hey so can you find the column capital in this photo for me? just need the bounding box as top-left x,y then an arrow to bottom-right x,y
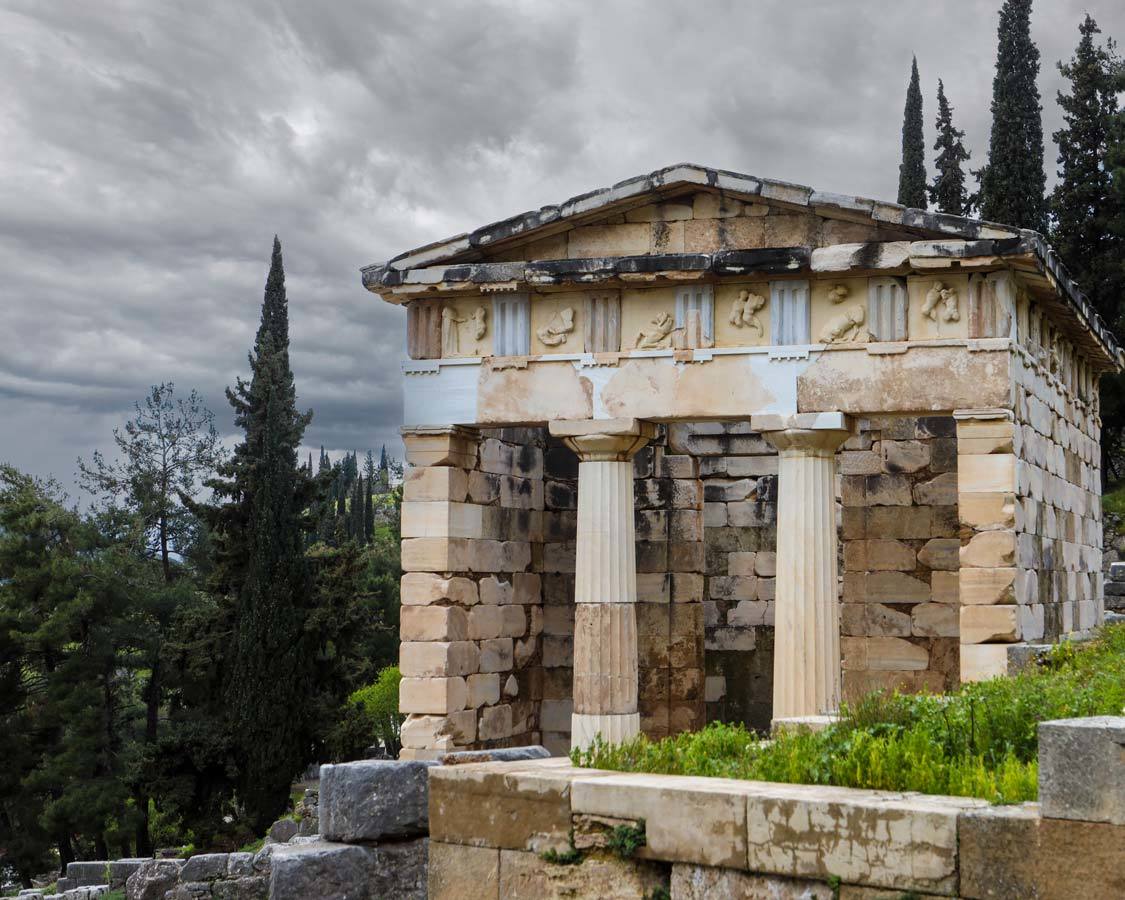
401,425 -> 480,468
549,418 -> 657,462
763,427 -> 850,457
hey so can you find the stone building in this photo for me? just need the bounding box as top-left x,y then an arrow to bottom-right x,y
361,164 -> 1121,758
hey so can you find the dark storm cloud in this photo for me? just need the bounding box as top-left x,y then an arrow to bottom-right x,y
2,0 -> 1123,493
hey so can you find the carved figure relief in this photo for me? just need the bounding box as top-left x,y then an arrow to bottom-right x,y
536,307 -> 575,347
818,304 -> 867,344
922,281 -> 960,323
441,305 -> 487,356
634,311 -> 681,350
728,289 -> 766,336
827,284 -> 850,304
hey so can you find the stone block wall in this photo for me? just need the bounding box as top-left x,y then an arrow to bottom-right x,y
1013,355 -> 1103,639
538,430 -> 706,753
840,415 -> 961,697
398,426 -> 547,758
685,423 -> 779,732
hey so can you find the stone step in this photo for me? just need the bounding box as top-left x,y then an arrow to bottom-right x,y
268,839 -> 427,900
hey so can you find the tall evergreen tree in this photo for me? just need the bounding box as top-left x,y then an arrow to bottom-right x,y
201,236 -> 318,829
978,0 -> 1048,229
897,56 -> 927,208
1051,15 -> 1125,483
930,80 -> 972,215
1051,14 -> 1122,326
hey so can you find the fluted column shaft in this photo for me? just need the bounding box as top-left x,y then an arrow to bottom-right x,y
549,418 -> 655,751
764,427 -> 850,720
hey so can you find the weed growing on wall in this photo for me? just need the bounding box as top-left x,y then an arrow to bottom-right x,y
573,624 -> 1125,803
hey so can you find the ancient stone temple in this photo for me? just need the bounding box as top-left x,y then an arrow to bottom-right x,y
361,164 -> 1122,759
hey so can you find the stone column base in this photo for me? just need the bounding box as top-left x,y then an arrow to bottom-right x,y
571,712 -> 641,751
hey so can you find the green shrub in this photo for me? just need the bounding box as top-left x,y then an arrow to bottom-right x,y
573,624 -> 1125,803
350,665 -> 404,757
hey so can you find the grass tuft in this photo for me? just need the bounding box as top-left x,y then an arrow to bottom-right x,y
572,623 -> 1125,803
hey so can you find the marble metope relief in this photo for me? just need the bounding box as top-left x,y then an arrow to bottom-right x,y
536,306 -> 575,347
818,303 -> 867,344
827,284 -> 849,305
922,281 -> 960,324
441,305 -> 488,357
728,289 -> 766,337
634,311 -> 681,349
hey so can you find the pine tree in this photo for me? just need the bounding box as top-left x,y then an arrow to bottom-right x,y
201,236 -> 318,829
930,80 -> 972,215
897,57 -> 927,208
978,0 -> 1048,230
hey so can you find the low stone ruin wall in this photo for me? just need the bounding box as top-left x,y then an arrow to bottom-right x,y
427,716 -> 1125,899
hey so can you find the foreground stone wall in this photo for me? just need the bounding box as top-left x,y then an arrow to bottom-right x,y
427,717 -> 1125,899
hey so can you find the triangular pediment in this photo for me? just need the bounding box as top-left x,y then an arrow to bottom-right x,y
375,164 -> 1020,272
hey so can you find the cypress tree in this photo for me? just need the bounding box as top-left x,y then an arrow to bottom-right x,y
1051,14 -> 1121,326
929,80 -> 972,215
203,236 -> 317,829
364,475 -> 374,543
978,0 -> 1048,230
897,57 -> 927,208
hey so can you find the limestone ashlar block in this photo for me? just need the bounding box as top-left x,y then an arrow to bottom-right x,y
401,572 -> 480,607
400,641 -> 480,677
844,540 -> 917,572
404,466 -> 470,502
1036,818 -> 1125,899
1038,716 -> 1125,826
467,673 -> 501,708
959,644 -> 1009,682
400,711 -> 477,750
671,865 -> 833,899
399,676 -> 468,714
428,841 -> 499,900
845,571 -> 930,604
319,759 -> 437,842
958,492 -> 1017,530
400,605 -> 470,642
570,773 -> 750,868
917,538 -> 960,571
401,537 -> 531,573
960,605 -> 1020,643
957,803 -> 1040,900
913,472 -> 958,506
479,638 -> 515,673
403,427 -> 478,469
865,636 -> 930,671
931,570 -> 959,604
959,567 -> 1016,605
960,530 -> 1016,568
863,506 -> 931,539
911,602 -> 959,637
498,846 -> 669,899
745,785 -> 987,894
428,760 -> 591,852
957,454 -> 1017,494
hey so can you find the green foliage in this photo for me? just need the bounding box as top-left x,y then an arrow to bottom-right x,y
574,625 -> 1125,802
979,0 -> 1048,230
930,79 -> 972,215
540,829 -> 583,866
897,57 -> 927,209
607,822 -> 646,859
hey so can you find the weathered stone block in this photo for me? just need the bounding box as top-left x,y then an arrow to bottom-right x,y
400,605 -> 469,641
400,641 -> 479,677
958,803 -> 1039,900
126,860 -> 185,900
913,472 -> 958,506
319,759 -> 436,842
863,474 -> 913,506
401,572 -> 479,606
404,466 -> 469,502
883,440 -> 930,473
959,643 -> 1008,682
670,865 -> 833,899
429,842 -> 499,900
960,530 -> 1016,568
959,567 -> 1016,605
957,454 -> 1016,493
746,786 -> 986,894
570,773 -> 748,867
479,638 -> 515,672
960,605 -> 1020,643
911,602 -> 959,637
844,540 -> 916,572
1038,716 -> 1125,825
917,538 -> 960,571
399,676 -> 468,714
180,854 -> 229,882
499,847 -> 669,899
865,636 -> 929,670
429,760 -> 585,852
269,839 -> 427,900
1037,817 -> 1125,898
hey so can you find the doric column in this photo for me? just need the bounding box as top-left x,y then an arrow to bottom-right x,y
763,423 -> 850,720
549,418 -> 656,750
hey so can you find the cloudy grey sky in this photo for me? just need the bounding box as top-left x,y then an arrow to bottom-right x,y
2,0 -> 1122,496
